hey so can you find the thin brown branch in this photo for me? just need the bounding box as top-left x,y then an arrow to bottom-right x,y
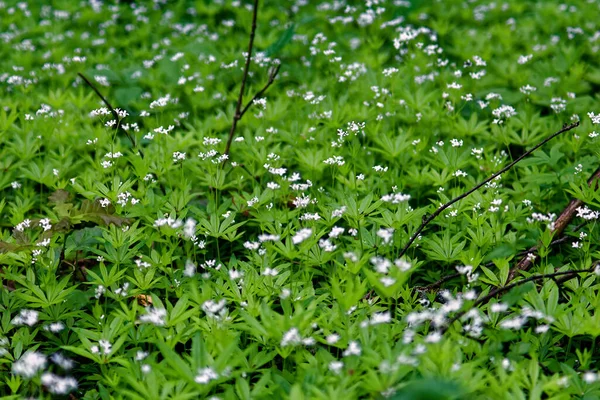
223,0 -> 260,158
398,122 -> 579,259
416,272 -> 461,292
508,166 -> 600,282
484,220 -> 587,268
441,266 -> 595,334
239,64 -> 281,119
77,72 -> 143,158
419,220 -> 588,294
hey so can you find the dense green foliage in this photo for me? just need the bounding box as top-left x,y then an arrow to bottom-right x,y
2,0 -> 600,398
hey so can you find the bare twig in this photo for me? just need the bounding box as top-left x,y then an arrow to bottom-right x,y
223,0 -> 281,159
417,272 -> 461,293
223,0 -> 259,158
508,166 -> 600,282
417,217 -> 588,294
77,72 -> 143,158
441,266 -> 595,334
239,64 -> 281,119
485,221 -> 587,268
397,122 -> 580,259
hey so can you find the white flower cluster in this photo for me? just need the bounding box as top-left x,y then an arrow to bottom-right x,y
588,112 -> 600,124
12,351 -> 47,377
498,306 -> 553,331
202,299 -> 227,319
12,309 -> 39,326
195,367 -> 219,384
456,265 -> 479,283
292,228 -> 313,245
281,327 -> 315,347
492,105 -> 517,124
576,206 -> 600,220
138,307 -> 167,326
381,192 -> 411,203
41,373 -> 78,394
91,339 -> 112,355
527,212 -> 557,230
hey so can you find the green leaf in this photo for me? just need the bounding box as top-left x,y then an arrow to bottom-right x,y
114,86 -> 143,107
391,378 -> 464,400
502,281 -> 536,306
266,23 -> 295,57
154,340 -> 196,383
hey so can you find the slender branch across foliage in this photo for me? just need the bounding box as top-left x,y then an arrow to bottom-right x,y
441,266 -> 596,334
508,166 -> 600,281
77,72 -> 144,158
239,64 -> 281,119
223,0 -> 281,159
418,221 -> 588,293
398,122 -> 580,259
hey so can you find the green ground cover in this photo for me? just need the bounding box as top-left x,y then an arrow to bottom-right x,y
1,0 -> 600,398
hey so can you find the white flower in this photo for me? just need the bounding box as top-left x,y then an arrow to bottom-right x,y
380,277 -> 396,287
184,259 -> 196,277
394,259 -> 412,271
195,367 -> 219,384
424,331 -> 442,343
228,269 -> 243,280
331,206 -> 347,218
583,371 -> 598,384
499,316 -> 526,330
41,373 -> 78,394
12,351 -> 47,378
92,339 -> 112,355
492,105 -> 517,124
326,334 -> 340,344
589,112 -> 600,124
202,299 -> 227,317
12,309 -> 39,326
381,192 -> 411,203
318,238 -> 336,252
490,303 -> 508,313
292,228 -> 313,245
376,228 -> 394,244
258,234 -> 280,242
183,218 -> 196,239
95,285 -> 105,299
342,341 -> 361,357
44,322 -> 65,332
262,268 -> 278,276
370,312 -> 392,325
371,256 -> 392,274
329,226 -> 345,238
39,218 -> 52,231
244,241 -> 260,250
517,54 -> 533,64
329,361 -> 344,374
281,328 -> 302,347
50,353 -> 74,370
300,212 -> 321,221
138,307 -> 167,326
99,198 -> 111,208
149,94 -> 172,109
